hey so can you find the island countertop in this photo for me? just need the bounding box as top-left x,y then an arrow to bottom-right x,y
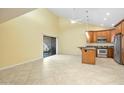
78,42 -> 114,49
85,43 -> 114,47
78,47 -> 96,50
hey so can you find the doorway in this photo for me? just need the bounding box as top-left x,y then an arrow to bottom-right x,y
43,35 -> 56,58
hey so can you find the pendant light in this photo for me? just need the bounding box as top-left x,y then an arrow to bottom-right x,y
85,10 -> 89,31
85,10 -> 90,41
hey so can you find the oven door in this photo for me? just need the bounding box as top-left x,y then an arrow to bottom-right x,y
97,48 -> 107,57
97,49 -> 107,55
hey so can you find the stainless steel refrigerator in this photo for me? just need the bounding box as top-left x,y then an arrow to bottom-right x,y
114,33 -> 124,64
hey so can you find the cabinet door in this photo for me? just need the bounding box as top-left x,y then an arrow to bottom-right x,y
86,32 -> 93,43
96,31 -> 102,37
116,24 -> 122,33
110,30 -> 116,42
95,31 -> 111,42
82,49 -> 96,64
122,21 -> 124,35
105,31 -> 111,42
89,32 -> 94,43
93,32 -> 97,42
108,48 -> 114,58
86,32 -> 89,43
102,31 -> 107,37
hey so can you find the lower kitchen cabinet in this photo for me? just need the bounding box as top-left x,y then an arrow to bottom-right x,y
108,48 -> 114,58
82,48 -> 96,64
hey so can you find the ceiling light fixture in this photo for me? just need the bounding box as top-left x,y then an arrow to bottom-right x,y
100,24 -> 104,26
112,24 -> 115,26
104,18 -> 107,21
71,8 -> 83,24
85,10 -> 89,31
71,20 -> 76,24
106,12 -> 110,16
70,8 -> 77,24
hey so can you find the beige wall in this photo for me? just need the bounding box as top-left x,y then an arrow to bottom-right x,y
58,17 -> 106,55
0,8 -> 107,68
0,9 -> 59,68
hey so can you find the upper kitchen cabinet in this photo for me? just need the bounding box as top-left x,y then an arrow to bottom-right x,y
86,31 -> 94,43
114,19 -> 124,34
122,21 -> 124,34
93,31 -> 97,42
96,31 -> 111,42
116,23 -> 122,34
87,30 -> 112,43
96,31 -> 107,37
110,29 -> 116,42
86,20 -> 124,43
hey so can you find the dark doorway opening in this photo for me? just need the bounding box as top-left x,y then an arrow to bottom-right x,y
43,35 -> 56,58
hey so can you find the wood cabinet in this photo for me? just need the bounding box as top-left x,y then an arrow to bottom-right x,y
122,22 -> 124,34
93,31 -> 97,42
116,23 -> 122,33
86,30 -> 111,43
85,20 -> 124,60
108,48 -> 114,58
96,31 -> 108,37
110,30 -> 116,42
82,48 -> 96,64
86,20 -> 124,43
86,31 -> 96,43
86,31 -> 94,43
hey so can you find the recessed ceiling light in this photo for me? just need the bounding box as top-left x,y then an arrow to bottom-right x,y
71,20 -> 76,24
106,12 -> 110,16
112,24 -> 114,26
100,24 -> 104,26
104,18 -> 107,21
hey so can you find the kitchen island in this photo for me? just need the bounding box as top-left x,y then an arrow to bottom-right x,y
79,43 -> 114,58
79,43 -> 114,64
79,47 -> 96,65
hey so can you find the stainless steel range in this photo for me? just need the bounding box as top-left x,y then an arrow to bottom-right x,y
97,48 -> 107,58
96,36 -> 108,57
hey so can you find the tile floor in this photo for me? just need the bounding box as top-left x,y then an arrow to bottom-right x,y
0,55 -> 124,85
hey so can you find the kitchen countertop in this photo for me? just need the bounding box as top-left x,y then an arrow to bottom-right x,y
78,47 -> 96,50
85,43 -> 114,47
78,43 -> 114,49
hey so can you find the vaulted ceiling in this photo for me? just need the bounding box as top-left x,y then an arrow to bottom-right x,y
48,8 -> 124,28
0,8 -> 123,28
0,8 -> 35,23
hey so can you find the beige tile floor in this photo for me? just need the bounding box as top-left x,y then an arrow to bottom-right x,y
0,55 -> 124,85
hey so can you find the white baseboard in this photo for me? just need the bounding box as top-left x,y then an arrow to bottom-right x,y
0,57 -> 43,71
